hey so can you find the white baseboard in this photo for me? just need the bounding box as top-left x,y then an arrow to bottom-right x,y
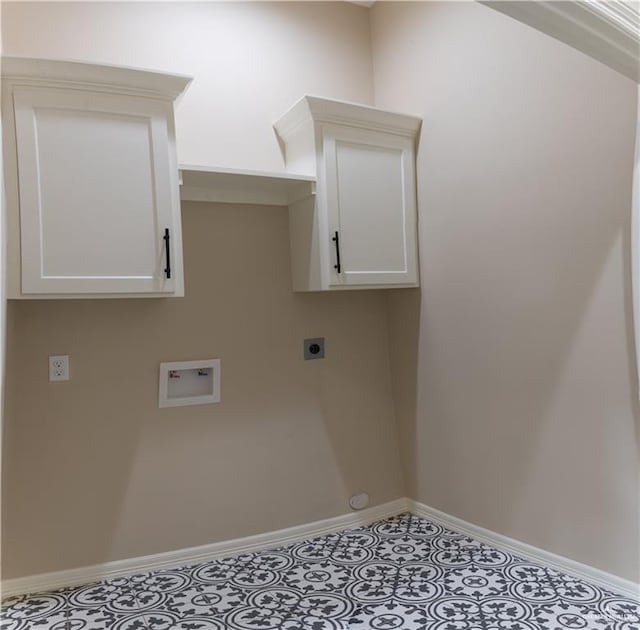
4,496 -> 637,603
408,499 -> 640,602
1,497 -> 410,598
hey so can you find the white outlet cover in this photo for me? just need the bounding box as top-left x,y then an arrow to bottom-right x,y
49,355 -> 69,382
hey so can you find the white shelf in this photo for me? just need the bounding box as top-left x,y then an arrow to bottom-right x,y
179,164 -> 316,206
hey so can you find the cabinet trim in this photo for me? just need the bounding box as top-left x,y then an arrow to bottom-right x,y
1,57 -> 191,100
274,94 -> 422,143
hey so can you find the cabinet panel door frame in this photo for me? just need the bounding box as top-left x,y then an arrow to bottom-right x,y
13,86 -> 179,295
322,123 -> 418,287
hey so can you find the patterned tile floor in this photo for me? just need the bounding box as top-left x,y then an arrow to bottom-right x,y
2,513 -> 639,629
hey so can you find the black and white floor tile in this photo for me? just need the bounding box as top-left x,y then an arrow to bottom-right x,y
2,513 -> 639,629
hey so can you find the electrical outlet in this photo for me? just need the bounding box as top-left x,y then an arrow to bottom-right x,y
304,338 -> 325,360
49,355 -> 70,382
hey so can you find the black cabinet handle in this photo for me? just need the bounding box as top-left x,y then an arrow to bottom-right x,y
163,228 -> 171,279
332,230 -> 341,274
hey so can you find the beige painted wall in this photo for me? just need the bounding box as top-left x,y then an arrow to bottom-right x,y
371,1 -> 640,581
3,0 -> 638,583
0,2 -> 405,578
1,1 -> 373,171
2,203 -> 404,578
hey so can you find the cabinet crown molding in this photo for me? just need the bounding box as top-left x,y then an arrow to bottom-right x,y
1,57 -> 192,100
273,95 -> 422,142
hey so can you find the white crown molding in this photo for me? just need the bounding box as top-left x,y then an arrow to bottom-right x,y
408,499 -> 640,602
0,498 -> 410,598
274,95 -> 422,142
582,1 -> 640,40
1,57 -> 192,100
480,0 -> 640,82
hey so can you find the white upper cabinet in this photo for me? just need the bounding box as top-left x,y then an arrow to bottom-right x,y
274,96 -> 421,291
2,58 -> 191,298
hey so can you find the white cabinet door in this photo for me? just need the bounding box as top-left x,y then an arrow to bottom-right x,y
13,87 -> 180,294
323,125 -> 418,287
